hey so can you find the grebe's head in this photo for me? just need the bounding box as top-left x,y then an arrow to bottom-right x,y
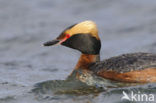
44,20 -> 101,54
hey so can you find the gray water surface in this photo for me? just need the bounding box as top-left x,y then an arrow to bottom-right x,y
0,0 -> 156,103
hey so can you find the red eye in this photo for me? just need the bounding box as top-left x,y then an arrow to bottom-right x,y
66,34 -> 70,38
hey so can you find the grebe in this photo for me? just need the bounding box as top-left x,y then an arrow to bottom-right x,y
43,21 -> 156,83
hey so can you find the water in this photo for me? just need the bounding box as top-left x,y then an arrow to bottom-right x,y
0,0 -> 156,103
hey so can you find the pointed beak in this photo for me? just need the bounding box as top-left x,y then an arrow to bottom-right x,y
43,39 -> 60,46
43,34 -> 70,46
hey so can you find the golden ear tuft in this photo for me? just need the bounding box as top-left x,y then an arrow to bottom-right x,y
65,20 -> 99,39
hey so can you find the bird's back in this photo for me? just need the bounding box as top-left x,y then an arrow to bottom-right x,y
90,52 -> 156,73
89,53 -> 156,83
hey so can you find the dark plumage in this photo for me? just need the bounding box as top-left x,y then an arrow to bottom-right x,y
62,34 -> 101,54
90,53 -> 156,73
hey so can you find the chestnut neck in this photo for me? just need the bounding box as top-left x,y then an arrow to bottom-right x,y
75,53 -> 100,70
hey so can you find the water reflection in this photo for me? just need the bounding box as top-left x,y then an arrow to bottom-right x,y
32,70 -> 105,97
32,69 -> 146,100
